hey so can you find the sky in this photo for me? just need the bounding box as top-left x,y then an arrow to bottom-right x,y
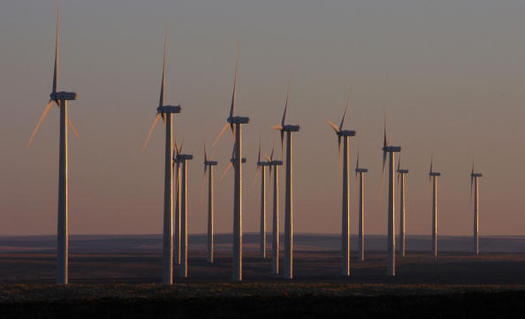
1,0 -> 525,236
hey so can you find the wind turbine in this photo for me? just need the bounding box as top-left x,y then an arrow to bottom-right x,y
256,143 -> 271,259
355,154 -> 368,262
397,157 -> 409,257
470,163 -> 482,255
174,143 -> 193,278
142,35 -> 181,284
27,7 -> 79,285
382,120 -> 401,277
203,145 -> 218,263
174,151 -> 181,265
328,100 -> 355,276
428,157 -> 441,259
215,51 -> 249,281
273,81 -> 300,280
267,148 -> 283,275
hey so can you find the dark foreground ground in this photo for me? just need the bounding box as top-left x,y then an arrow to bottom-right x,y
2,235 -> 525,318
1,283 -> 525,318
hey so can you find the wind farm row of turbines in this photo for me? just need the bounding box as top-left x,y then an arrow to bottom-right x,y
27,11 -> 483,285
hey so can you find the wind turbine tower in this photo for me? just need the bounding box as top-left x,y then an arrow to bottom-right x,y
174,155 -> 181,265
28,8 -> 79,285
355,155 -> 368,262
267,149 -> 283,275
428,158 -> 441,259
214,52 -> 249,281
273,82 -> 300,280
256,144 -> 271,259
142,35 -> 181,284
203,145 -> 218,263
382,121 -> 401,277
175,144 -> 193,278
397,159 -> 409,257
471,164 -> 482,255
328,102 -> 355,276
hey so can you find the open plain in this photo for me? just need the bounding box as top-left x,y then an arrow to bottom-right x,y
1,235 -> 525,318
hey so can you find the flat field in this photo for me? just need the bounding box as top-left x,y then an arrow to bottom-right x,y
1,234 -> 525,318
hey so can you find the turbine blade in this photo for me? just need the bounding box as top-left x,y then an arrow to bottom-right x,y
355,152 -> 360,177
68,118 -> 79,138
338,135 -> 342,157
281,85 -> 290,127
159,33 -> 168,107
229,46 -> 240,120
52,5 -> 60,95
470,175 -> 474,199
142,114 -> 161,151
27,101 -> 54,147
383,117 -> 388,148
212,123 -> 230,146
221,162 -> 233,180
280,130 -> 284,153
179,139 -> 184,154
429,156 -> 433,181
339,98 -> 349,131
257,142 -> 261,163
470,161 -> 475,198
174,139 -> 180,156
327,120 -> 340,134
382,151 -> 387,174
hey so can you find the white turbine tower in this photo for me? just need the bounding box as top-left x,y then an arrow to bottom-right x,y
471,163 -> 482,255
428,157 -> 441,259
355,154 -> 368,262
142,35 -> 181,284
27,7 -> 79,285
203,145 -> 218,263
273,81 -> 300,280
256,143 -> 271,259
267,148 -> 283,275
382,120 -> 401,277
397,158 -> 409,257
175,143 -> 193,278
214,51 -> 249,280
174,147 -> 182,265
220,142 -> 247,280
328,101 -> 355,276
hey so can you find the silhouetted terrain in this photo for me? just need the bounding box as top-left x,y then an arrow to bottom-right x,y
1,234 -> 525,318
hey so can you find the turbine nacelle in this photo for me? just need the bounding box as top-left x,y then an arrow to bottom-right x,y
398,169 -> 409,174
429,172 -> 441,177
204,160 -> 218,166
157,105 -> 181,114
231,158 -> 247,164
282,124 -> 300,132
355,168 -> 368,173
338,130 -> 355,137
257,161 -> 271,167
227,116 -> 250,124
175,154 -> 193,162
269,160 -> 283,166
471,173 -> 482,178
383,146 -> 401,153
50,91 -> 77,101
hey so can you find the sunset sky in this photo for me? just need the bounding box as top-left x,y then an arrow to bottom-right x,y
1,0 -> 524,236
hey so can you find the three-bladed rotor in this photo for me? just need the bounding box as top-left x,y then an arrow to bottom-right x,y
27,6 -> 79,147
142,34 -> 181,151
273,79 -> 300,149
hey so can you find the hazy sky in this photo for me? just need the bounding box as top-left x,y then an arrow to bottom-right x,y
1,0 -> 525,236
